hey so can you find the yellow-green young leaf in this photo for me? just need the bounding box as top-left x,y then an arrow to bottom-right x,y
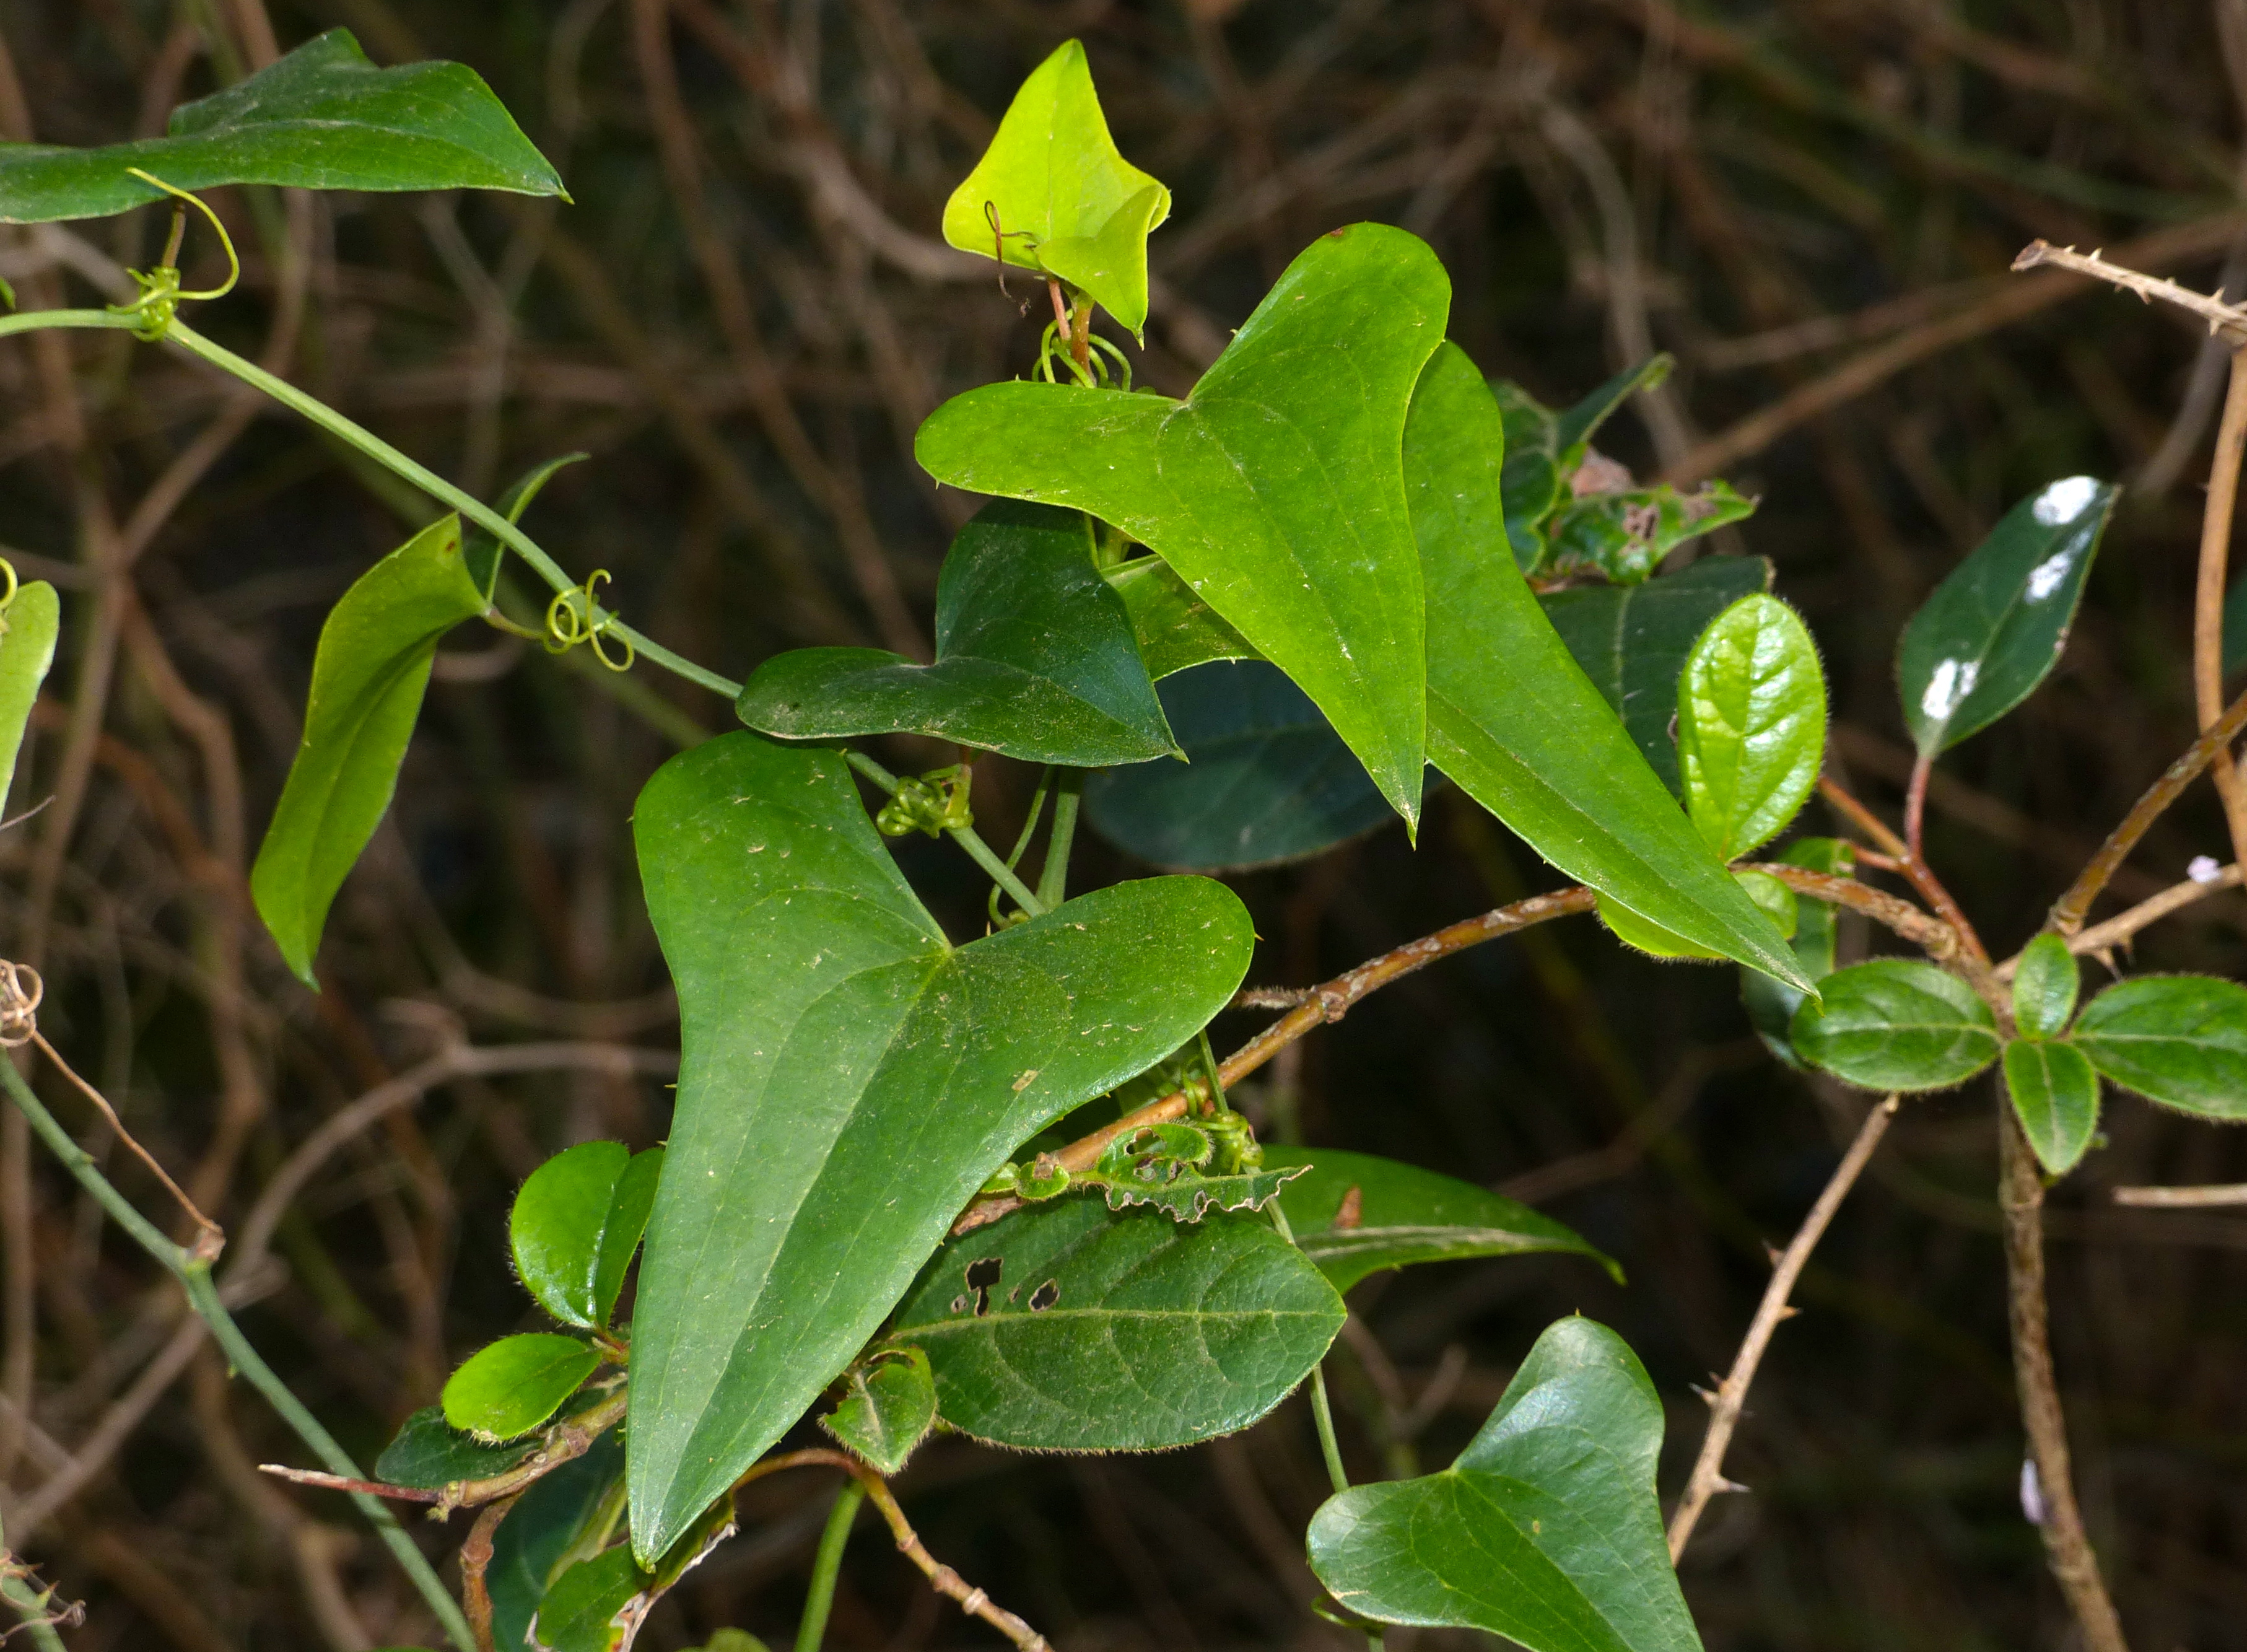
626,734 -> 1254,1560
0,581 -> 59,810
938,40 -> 1171,334
1898,476 -> 2116,756
1596,868 -> 1797,961
916,224 -> 1444,831
441,1334 -> 601,1442
1261,1148 -> 1617,1291
2012,933 -> 2081,1041
1307,1316 -> 1698,1652
251,516 -> 487,986
1741,837 -> 1854,1067
821,1347 -> 936,1475
510,1142 -> 665,1331
1678,594 -> 1826,861
2003,1040 -> 2101,1174
0,30 -> 564,225
1102,554 -> 1259,680
1789,959 -> 1999,1091
2072,975 -> 2247,1119
1403,343 -> 1808,993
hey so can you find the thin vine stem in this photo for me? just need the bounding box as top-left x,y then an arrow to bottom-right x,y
842,750 -> 1047,917
795,1480 -> 865,1652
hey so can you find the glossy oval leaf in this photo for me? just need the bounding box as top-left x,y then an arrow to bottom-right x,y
1540,556 -> 1772,795
2012,933 -> 2081,1041
1599,868 -> 1796,961
2003,1040 -> 2101,1175
917,224 -> 1446,830
884,1198 -> 1343,1451
2072,975 -> 2247,1119
736,501 -> 1172,765
1407,344 -> 1809,993
627,733 -> 1255,1559
0,30 -> 564,225
938,40 -> 1171,334
1898,476 -> 2116,756
1789,958 -> 1999,1091
1083,660 -> 1396,872
821,1347 -> 936,1475
512,1142 -> 665,1331
1261,1148 -> 1617,1291
373,1405 -> 535,1490
1307,1316 -> 1698,1652
441,1334 -> 601,1443
0,580 -> 59,811
250,515 -> 488,986
1678,594 -> 1826,861
1741,837 -> 1853,1068
487,1429 -> 624,1652
1103,554 -> 1259,680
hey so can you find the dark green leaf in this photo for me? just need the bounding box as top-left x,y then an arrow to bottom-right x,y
1741,837 -> 1853,1067
1897,477 -> 2116,756
735,501 -> 1172,765
937,40 -> 1171,334
2011,933 -> 2080,1041
1261,1148 -> 1617,1291
1306,1316 -> 1698,1652
2222,571 -> 2247,676
0,30 -> 564,225
1540,481 -> 1756,586
1789,959 -> 1999,1091
1082,661 -> 1396,872
1103,554 -> 1259,680
885,1199 -> 1343,1451
511,1142 -> 665,1331
1405,344 -> 1810,992
487,1430 -> 625,1652
627,733 -> 1254,1558
250,515 -> 488,986
442,1334 -> 601,1443
1540,556 -> 1773,794
822,1348 -> 936,1475
1677,593 -> 1826,860
0,581 -> 59,810
916,224 -> 1447,828
2072,975 -> 2247,1119
373,1406 -> 534,1490
1491,380 -> 1564,570
1552,356 -> 1673,453
531,1548 -> 649,1652
2003,1041 -> 2101,1174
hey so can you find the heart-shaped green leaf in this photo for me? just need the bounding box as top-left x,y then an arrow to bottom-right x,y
938,40 -> 1171,334
822,1348 -> 936,1475
1083,660 -> 1397,872
2003,1040 -> 2101,1174
2011,933 -> 2081,1041
1540,557 -> 1773,795
884,1199 -> 1343,1451
251,515 -> 489,987
1678,593 -> 1826,862
486,1429 -> 624,1652
1898,476 -> 2116,756
2072,975 -> 2247,1119
917,223 -> 1446,829
1261,1148 -> 1617,1291
1404,343 -> 1810,992
1103,555 -> 1259,680
441,1334 -> 601,1442
0,580 -> 59,811
735,501 -> 1172,765
626,733 -> 1254,1558
1740,837 -> 1854,1067
511,1142 -> 665,1331
1307,1316 -> 1699,1652
374,1405 -> 536,1490
1789,959 -> 1999,1091
0,30 -> 564,225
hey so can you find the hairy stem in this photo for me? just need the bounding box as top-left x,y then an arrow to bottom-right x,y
795,1480 -> 865,1652
2194,352 -> 2247,876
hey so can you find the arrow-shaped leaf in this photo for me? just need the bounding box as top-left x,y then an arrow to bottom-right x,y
626,733 -> 1254,1558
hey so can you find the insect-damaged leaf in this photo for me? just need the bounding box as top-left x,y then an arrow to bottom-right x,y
917,224 -> 1446,831
626,734 -> 1253,1558
736,501 -> 1173,766
511,1142 -> 665,1331
1307,1316 -> 1700,1652
0,30 -> 564,224
1403,343 -> 1809,993
822,1348 -> 936,1475
1898,476 -> 2116,756
250,515 -> 489,987
885,1198 -> 1342,1452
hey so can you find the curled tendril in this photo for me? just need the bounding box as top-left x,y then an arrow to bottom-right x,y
0,959 -> 44,1047
105,170 -> 240,341
0,555 -> 19,618
875,765 -> 974,839
544,569 -> 635,671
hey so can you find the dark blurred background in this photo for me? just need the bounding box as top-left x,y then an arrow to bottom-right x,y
2,1 -> 2245,1647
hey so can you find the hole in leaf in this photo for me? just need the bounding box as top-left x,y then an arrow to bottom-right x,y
1028,1279 -> 1060,1312
965,1257 -> 1002,1316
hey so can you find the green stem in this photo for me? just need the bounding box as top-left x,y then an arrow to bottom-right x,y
0,1059 -> 475,1652
0,310 -> 140,339
843,751 -> 1047,918
794,1479 -> 865,1652
1036,771 -> 1081,909
0,1510 -> 69,1652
